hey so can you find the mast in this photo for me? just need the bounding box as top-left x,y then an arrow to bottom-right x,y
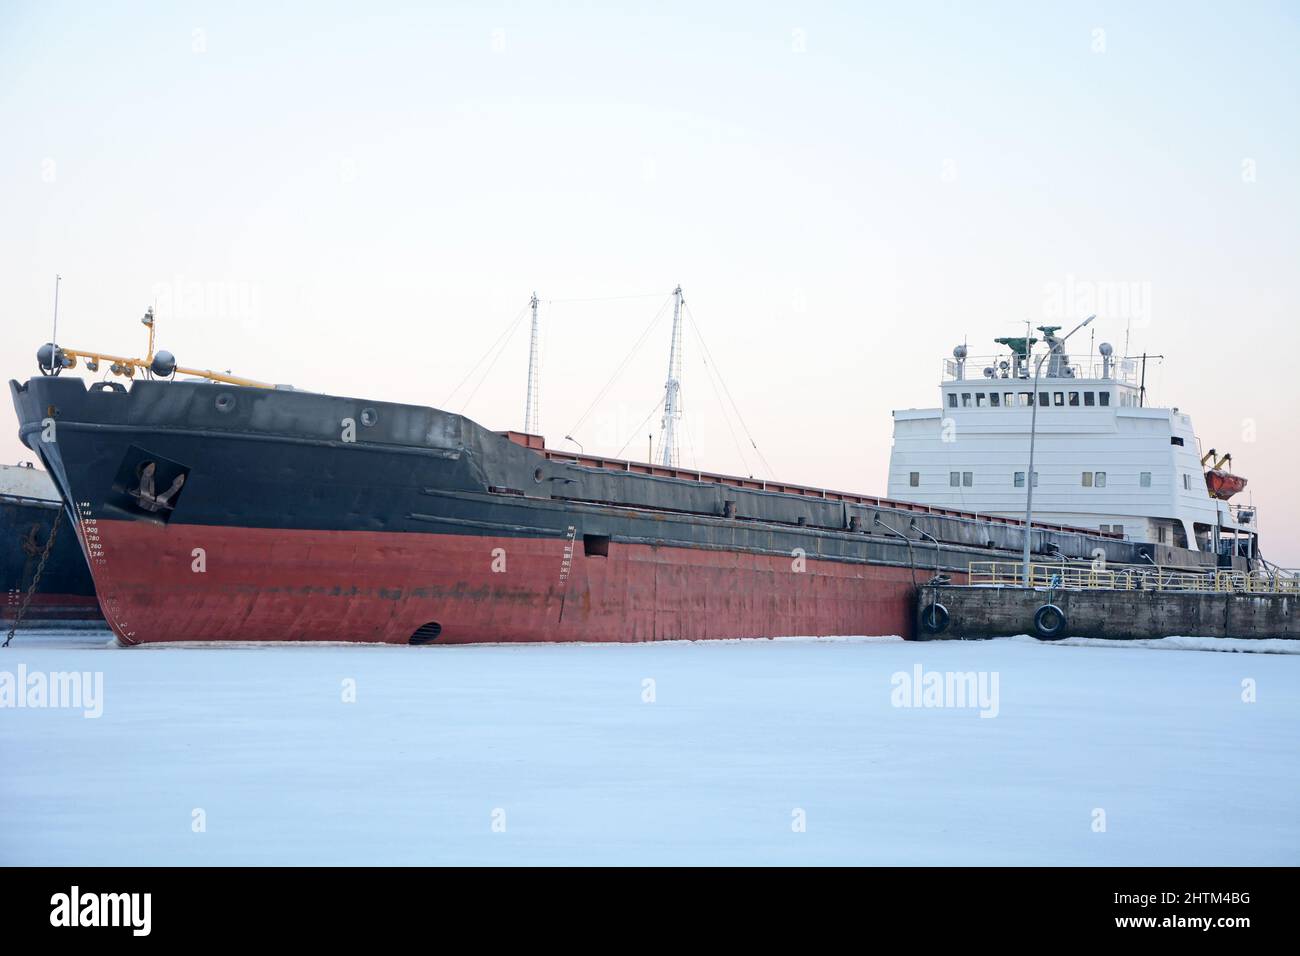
524,292 -> 540,435
658,284 -> 684,467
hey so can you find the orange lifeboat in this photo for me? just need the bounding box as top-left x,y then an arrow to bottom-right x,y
1205,469 -> 1247,500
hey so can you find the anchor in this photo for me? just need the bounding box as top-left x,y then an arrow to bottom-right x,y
131,461 -> 186,513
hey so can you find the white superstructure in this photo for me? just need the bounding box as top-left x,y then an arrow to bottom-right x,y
887,327 -> 1258,563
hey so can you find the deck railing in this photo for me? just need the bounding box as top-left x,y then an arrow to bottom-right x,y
943,356 -> 1140,385
967,561 -> 1300,594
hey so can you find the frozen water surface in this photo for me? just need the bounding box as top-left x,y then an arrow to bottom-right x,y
1,630 -> 1296,865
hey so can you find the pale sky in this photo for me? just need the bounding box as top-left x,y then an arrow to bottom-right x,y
3,2 -> 1298,561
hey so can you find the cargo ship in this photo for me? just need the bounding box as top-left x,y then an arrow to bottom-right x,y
1,461 -> 101,628
11,297 -> 1171,646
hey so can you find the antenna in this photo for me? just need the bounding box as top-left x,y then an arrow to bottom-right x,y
524,292 -> 540,435
1136,353 -> 1164,407
658,284 -> 684,467
50,274 -> 62,365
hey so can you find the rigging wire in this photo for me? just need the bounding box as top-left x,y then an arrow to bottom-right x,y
461,309 -> 531,414
692,321 -> 751,476
565,293 -> 674,440
614,395 -> 666,460
682,406 -> 699,472
683,302 -> 775,478
442,302 -> 531,409
544,292 -> 666,304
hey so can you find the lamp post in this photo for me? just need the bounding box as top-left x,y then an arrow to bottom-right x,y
1021,315 -> 1095,583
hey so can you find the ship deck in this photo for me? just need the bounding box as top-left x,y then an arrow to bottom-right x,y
499,431 -> 1122,540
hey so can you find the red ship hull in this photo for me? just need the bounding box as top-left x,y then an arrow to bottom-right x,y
84,520 -> 931,645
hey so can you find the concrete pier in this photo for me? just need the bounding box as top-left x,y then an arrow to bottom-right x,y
918,585 -> 1298,640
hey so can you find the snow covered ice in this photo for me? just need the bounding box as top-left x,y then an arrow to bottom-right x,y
1,630 -> 1297,865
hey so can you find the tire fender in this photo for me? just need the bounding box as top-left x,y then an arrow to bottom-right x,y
1033,603 -> 1067,640
919,602 -> 949,636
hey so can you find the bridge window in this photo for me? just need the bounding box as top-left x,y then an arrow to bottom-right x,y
1054,392 -> 1065,406
1039,391 -> 1049,406
1069,392 -> 1080,406
1084,391 -> 1095,406
963,471 -> 973,487
1020,392 -> 1033,406
1004,392 -> 1016,407
947,393 -> 957,408
1171,436 -> 1184,446
1096,472 -> 1106,487
975,393 -> 986,407
909,472 -> 920,486
961,393 -> 972,407
1140,472 -> 1151,487
1099,392 -> 1111,406
1082,472 -> 1093,487
1183,474 -> 1191,490
950,472 -> 960,487
989,392 -> 1000,407
1014,471 -> 1038,488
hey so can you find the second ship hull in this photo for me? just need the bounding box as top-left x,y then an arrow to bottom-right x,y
2,493 -> 100,627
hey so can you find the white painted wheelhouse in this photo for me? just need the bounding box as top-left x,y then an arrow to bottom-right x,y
886,329 -> 1258,565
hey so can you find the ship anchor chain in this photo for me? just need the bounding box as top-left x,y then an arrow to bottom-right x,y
3,508 -> 63,648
